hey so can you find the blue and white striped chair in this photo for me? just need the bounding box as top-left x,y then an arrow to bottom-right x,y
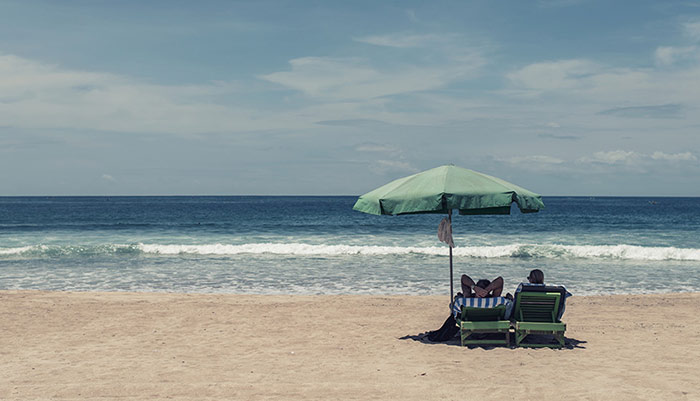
452,296 -> 513,346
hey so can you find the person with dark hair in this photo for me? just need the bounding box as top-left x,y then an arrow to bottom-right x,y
428,274 -> 510,342
527,269 -> 544,284
459,274 -> 504,298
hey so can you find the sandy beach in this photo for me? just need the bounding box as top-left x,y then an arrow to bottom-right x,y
1,291 -> 698,400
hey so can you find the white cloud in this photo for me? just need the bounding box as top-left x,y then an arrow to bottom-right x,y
0,34 -> 488,138
492,150 -> 699,183
502,20 -> 699,108
261,57 -> 378,97
353,33 -> 456,48
493,150 -> 698,178
260,55 -> 482,100
261,32 -> 486,102
578,151 -> 697,166
651,151 -> 697,161
355,143 -> 398,153
508,155 -> 565,165
504,54 -> 700,108
579,150 -> 641,165
506,59 -> 600,91
405,9 -> 419,23
537,0 -> 586,7
684,20 -> 700,41
0,53 -> 300,135
373,159 -> 417,173
101,174 -> 116,182
599,104 -> 682,119
655,46 -> 698,65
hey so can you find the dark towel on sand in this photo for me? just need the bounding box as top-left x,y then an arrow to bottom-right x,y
427,315 -> 459,342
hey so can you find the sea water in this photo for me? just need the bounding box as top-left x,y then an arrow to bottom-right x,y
1,196 -> 699,296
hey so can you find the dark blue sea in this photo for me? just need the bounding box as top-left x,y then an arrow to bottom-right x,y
1,196 -> 699,295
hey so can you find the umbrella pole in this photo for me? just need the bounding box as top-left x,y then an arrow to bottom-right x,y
449,209 -> 453,303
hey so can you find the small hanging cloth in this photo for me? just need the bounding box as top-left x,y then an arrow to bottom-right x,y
437,217 -> 454,248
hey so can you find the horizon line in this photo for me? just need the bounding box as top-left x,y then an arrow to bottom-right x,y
1,194 -> 698,198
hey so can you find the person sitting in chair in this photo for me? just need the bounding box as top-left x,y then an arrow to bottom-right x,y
514,268 -> 571,320
459,274 -> 504,298
451,274 -> 510,319
429,274 -> 512,342
526,268 -> 544,285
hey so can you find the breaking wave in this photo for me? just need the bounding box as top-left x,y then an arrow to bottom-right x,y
2,243 -> 700,261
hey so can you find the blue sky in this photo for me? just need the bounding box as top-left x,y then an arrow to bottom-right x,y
1,0 -> 700,195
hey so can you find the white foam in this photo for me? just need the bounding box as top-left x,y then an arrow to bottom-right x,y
556,244 -> 700,261
0,245 -> 47,255
137,243 -> 447,256
2,243 -> 700,261
135,243 -> 700,261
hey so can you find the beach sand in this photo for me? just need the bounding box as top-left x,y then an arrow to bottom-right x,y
1,291 -> 698,400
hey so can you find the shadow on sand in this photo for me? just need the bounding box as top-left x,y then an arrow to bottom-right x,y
399,332 -> 587,350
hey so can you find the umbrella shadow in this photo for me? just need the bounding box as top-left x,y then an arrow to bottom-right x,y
399,331 -> 587,350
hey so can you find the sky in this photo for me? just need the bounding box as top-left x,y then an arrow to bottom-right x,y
1,0 -> 700,196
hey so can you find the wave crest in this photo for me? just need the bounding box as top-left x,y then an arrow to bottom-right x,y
1,243 -> 700,261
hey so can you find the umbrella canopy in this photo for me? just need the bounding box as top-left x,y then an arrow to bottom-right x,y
352,165 -> 544,303
353,165 -> 544,216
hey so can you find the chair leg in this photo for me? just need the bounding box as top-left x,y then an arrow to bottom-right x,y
461,330 -> 470,347
516,330 -> 566,348
555,332 -> 565,347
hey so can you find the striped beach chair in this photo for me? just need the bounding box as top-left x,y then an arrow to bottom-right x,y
453,296 -> 512,346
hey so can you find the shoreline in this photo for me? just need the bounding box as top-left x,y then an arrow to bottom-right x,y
1,291 -> 699,400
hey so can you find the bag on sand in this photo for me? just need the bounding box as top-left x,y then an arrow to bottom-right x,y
427,315 -> 459,342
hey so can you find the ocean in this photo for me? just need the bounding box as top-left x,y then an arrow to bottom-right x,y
1,196 -> 699,296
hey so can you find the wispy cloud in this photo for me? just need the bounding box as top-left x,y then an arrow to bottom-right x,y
508,155 -> 565,164
505,53 -> 700,110
405,9 -> 419,23
651,151 -> 697,161
260,52 -> 483,100
354,142 -> 399,153
353,33 -> 457,48
579,150 -> 641,165
506,59 -> 600,91
684,19 -> 700,41
260,31 -> 487,103
495,154 -> 569,174
498,150 -> 698,175
578,150 -> 697,166
655,46 -> 698,65
315,119 -> 392,127
0,53 -> 303,135
538,133 -> 580,140
537,0 -> 586,8
372,159 -> 417,174
598,104 -> 683,119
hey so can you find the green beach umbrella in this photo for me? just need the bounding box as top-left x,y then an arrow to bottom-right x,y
353,164 -> 545,302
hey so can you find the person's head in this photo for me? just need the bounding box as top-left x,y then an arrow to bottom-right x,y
475,279 -> 491,289
527,269 -> 544,284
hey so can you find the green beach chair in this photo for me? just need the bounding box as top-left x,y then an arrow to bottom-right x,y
512,286 -> 567,348
456,304 -> 511,347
